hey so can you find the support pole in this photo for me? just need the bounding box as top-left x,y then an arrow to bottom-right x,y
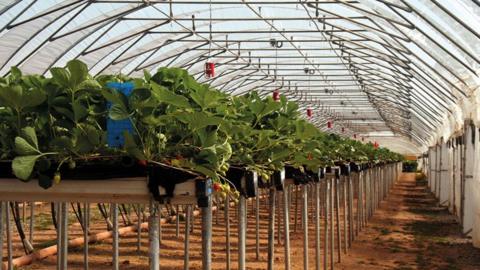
59,202 -> 68,270
202,197 -> 213,270
283,186 -> 291,270
238,196 -> 246,270
6,202 -> 12,270
83,203 -> 89,270
29,202 -> 34,244
149,202 -> 159,270
315,183 -> 321,270
184,205 -> 191,270
255,190 -> 260,261
112,203 -> 119,270
330,177 -> 335,269
324,180 -> 330,270
335,178 -> 341,263
225,197 -> 231,270
137,204 -> 142,252
267,188 -> 276,270
303,185 -> 309,270
342,178 -> 348,254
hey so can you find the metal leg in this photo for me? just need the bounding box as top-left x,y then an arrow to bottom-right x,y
238,196 -> 246,270
149,202 -> 160,270
84,203 -> 89,270
283,186 -> 291,270
324,181 -> 329,270
342,178 -> 348,254
277,192 -> 282,245
330,178 -> 334,269
267,188 -> 276,270
294,186 -> 299,232
303,185 -> 309,270
225,197 -> 231,270
59,202 -> 68,270
255,190 -> 260,261
29,202 -> 34,244
137,204 -> 142,252
112,203 -> 119,270
201,197 -> 213,270
335,178 -> 341,263
315,183 -> 321,270
0,202 -> 3,268
184,205 -> 191,270
176,205 -> 180,238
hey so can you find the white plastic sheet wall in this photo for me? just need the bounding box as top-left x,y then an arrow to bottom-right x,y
427,122 -> 480,247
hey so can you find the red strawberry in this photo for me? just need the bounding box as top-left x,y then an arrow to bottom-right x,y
213,183 -> 222,192
138,160 -> 148,167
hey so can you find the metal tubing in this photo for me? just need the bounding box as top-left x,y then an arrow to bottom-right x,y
283,187 -> 291,270
176,205 -> 180,238
225,197 -> 231,270
238,196 -> 246,270
255,190 -> 260,261
184,205 -> 191,270
303,185 -> 309,270
342,178 -> 348,254
29,202 -> 34,243
6,202 -> 13,270
335,178 -> 342,263
83,203 -> 89,270
149,202 -> 160,270
112,203 -> 119,270
137,204 -> 142,252
267,188 -> 276,270
201,197 -> 213,270
0,202 -> 3,267
315,183 -> 321,270
60,202 -> 68,270
330,177 -> 335,269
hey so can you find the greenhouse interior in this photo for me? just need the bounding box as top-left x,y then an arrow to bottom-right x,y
0,0 -> 480,269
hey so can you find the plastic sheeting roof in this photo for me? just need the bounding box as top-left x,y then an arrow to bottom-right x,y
0,0 -> 479,155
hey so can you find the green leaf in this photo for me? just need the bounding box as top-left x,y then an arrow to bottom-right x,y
190,85 -> 222,109
15,137 -> 40,155
12,155 -> 41,181
50,67 -> 70,87
72,101 -> 88,122
124,131 -> 146,160
175,112 -> 223,130
109,103 -> 131,120
67,59 -> 89,87
20,127 -> 39,149
0,85 -> 23,109
150,82 -> 190,108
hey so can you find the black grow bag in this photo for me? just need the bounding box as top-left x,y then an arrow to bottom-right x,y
226,167 -> 258,198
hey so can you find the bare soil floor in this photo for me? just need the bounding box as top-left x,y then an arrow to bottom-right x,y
335,173 -> 480,270
2,173 -> 480,269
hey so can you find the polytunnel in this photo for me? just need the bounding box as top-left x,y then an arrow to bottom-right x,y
0,0 -> 480,270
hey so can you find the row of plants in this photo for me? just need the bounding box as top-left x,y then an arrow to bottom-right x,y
0,60 -> 404,190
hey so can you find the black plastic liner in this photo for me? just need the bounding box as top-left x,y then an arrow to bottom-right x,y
147,165 -> 198,201
226,167 -> 258,198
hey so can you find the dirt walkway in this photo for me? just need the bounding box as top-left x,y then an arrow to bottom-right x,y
335,173 -> 480,270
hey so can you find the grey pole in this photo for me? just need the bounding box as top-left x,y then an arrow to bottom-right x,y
112,203 -> 119,270
201,197 -> 213,270
0,202 -> 3,267
335,178 -> 342,263
59,202 -> 68,270
277,192 -> 282,245
315,183 -> 321,270
330,177 -> 335,269
324,180 -> 330,270
29,202 -> 34,244
238,195 -> 246,270
267,188 -> 276,270
294,186 -> 299,232
184,205 -> 191,270
303,185 -> 309,270
6,202 -> 13,270
137,204 -> 142,252
149,202 -> 160,270
176,205 -> 180,238
342,178 -> 348,254
255,189 -> 260,261
225,197 -> 231,270
283,186 -> 291,270
159,205 -> 162,247
84,203 -> 89,270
